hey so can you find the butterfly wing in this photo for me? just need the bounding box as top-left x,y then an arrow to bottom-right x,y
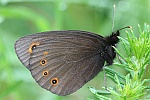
14,30 -> 106,96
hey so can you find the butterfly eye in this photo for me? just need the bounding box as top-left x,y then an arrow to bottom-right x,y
42,70 -> 49,76
28,42 -> 40,53
50,78 -> 58,86
40,59 -> 47,66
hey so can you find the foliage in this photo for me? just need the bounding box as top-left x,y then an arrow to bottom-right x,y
88,23 -> 150,100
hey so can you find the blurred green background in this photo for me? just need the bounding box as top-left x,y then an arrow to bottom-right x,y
0,0 -> 150,100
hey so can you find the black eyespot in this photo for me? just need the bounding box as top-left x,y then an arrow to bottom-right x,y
28,42 -> 40,53
43,71 -> 49,76
50,78 -> 58,85
44,72 -> 47,75
42,60 -> 45,64
31,45 -> 36,50
52,80 -> 57,84
40,59 -> 47,66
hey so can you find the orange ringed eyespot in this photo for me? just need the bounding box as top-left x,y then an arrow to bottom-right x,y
28,42 -> 40,53
40,59 -> 47,66
50,78 -> 58,86
42,70 -> 49,76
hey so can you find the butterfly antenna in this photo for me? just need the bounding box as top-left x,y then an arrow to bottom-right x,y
112,5 -> 131,33
112,4 -> 116,32
117,26 -> 132,31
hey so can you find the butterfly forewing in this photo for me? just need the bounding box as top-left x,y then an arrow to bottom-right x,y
15,30 -> 106,95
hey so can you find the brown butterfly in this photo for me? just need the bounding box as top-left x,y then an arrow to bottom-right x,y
14,26 -> 130,96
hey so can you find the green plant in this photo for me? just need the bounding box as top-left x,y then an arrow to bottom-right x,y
88,23 -> 150,100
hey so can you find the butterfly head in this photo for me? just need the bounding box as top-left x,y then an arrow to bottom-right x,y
105,26 -> 131,46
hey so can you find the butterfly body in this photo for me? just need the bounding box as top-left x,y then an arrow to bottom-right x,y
15,30 -> 121,96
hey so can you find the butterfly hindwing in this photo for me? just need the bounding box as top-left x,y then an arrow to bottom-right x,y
14,30 -> 106,95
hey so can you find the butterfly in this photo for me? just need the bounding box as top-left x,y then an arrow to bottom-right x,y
14,26 -> 130,96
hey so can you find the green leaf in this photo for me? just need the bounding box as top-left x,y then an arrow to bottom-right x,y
104,67 -> 125,84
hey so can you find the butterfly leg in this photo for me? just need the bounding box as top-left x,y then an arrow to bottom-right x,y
103,69 -> 108,90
